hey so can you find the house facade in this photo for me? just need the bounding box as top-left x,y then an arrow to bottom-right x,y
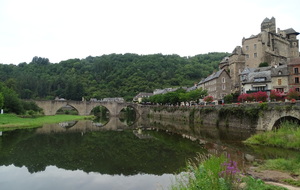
133,92 -> 153,103
198,69 -> 231,101
288,57 -> 300,92
271,65 -> 289,93
240,67 -> 272,94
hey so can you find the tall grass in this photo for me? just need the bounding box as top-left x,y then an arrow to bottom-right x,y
244,121 -> 300,150
169,153 -> 288,190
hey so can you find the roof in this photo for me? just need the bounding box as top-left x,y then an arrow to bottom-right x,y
198,69 -> 227,84
243,69 -> 271,84
283,28 -> 299,35
271,65 -> 289,76
240,67 -> 256,75
134,92 -> 153,98
288,57 -> 300,65
262,17 -> 270,23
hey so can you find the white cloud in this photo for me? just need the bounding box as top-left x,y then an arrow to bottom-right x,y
0,0 -> 299,64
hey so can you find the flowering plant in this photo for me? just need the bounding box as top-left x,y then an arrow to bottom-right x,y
204,96 -> 213,103
219,155 -> 241,189
287,88 -> 300,100
269,90 -> 284,101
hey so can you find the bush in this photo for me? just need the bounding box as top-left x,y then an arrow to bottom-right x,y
270,90 -> 284,101
204,96 -> 214,103
286,88 -> 300,100
258,62 -> 269,67
223,94 -> 233,104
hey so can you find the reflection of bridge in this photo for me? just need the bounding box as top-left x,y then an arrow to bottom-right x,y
36,118 -> 138,134
34,100 -> 145,116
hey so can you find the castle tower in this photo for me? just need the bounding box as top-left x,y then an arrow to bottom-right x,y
261,17 -> 276,33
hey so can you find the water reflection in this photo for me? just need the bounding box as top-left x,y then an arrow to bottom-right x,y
0,165 -> 175,190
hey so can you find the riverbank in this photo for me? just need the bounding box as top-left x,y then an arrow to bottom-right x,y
0,114 -> 93,131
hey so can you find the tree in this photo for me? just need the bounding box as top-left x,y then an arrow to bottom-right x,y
0,93 -> 3,109
259,62 -> 269,67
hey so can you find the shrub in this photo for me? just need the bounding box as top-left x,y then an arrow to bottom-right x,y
204,96 -> 213,103
270,90 -> 284,101
237,93 -> 248,102
286,88 -> 300,100
258,62 -> 269,67
253,91 -> 268,102
223,94 -> 233,104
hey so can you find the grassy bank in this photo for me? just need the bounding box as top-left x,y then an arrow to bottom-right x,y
169,154 -> 286,190
244,121 -> 300,187
0,114 -> 93,131
244,121 -> 300,150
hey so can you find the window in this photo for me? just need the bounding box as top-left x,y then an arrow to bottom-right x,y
254,44 -> 257,50
254,53 -> 257,58
295,68 -> 299,74
246,46 -> 249,51
222,77 -> 225,83
278,71 -> 282,75
254,77 -> 266,82
296,77 -> 299,83
246,54 -> 249,58
276,88 -> 284,92
253,86 -> 266,91
278,79 -> 282,85
222,84 -> 226,90
296,88 -> 300,92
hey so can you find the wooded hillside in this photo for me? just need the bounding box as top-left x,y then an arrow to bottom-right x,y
0,53 -> 229,101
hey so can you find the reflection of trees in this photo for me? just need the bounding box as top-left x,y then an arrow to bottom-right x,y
0,129 -> 203,175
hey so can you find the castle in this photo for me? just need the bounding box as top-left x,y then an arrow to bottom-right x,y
199,17 -> 300,101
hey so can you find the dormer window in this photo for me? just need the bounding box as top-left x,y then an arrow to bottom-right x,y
254,77 -> 266,82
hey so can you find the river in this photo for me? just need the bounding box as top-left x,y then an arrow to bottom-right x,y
0,115 -> 298,190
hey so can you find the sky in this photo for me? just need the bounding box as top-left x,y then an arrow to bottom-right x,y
0,0 -> 299,64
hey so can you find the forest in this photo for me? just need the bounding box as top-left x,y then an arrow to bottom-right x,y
0,52 -> 228,105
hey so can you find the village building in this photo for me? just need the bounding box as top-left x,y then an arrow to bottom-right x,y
209,17 -> 300,97
242,17 -> 299,68
198,69 -> 231,101
133,92 -> 153,103
240,67 -> 272,94
287,57 -> 300,92
271,65 -> 289,93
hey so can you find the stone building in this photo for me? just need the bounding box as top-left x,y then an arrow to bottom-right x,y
198,69 -> 231,101
242,17 -> 299,68
287,57 -> 300,92
271,65 -> 289,93
240,67 -> 272,94
222,17 -> 299,94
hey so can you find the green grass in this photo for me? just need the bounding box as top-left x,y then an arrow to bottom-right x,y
169,154 -> 287,190
0,114 -> 93,131
244,121 -> 300,150
260,157 -> 300,175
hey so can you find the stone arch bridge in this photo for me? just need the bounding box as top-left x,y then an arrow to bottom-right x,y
34,100 -> 145,117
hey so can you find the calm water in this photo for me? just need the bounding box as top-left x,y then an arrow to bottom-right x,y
1,117 -> 299,190
0,119 -> 204,190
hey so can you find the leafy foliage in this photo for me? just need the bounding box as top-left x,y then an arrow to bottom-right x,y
148,88 -> 207,105
286,88 -> 300,100
0,53 -> 229,101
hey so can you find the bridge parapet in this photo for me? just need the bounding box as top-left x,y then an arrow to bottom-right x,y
34,100 -> 144,117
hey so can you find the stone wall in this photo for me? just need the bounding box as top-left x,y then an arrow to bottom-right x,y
146,102 -> 300,132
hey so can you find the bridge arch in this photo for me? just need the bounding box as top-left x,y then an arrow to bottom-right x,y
265,111 -> 300,131
34,100 -> 142,117
272,116 -> 300,130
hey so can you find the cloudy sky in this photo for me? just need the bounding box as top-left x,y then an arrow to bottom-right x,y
0,0 -> 299,64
